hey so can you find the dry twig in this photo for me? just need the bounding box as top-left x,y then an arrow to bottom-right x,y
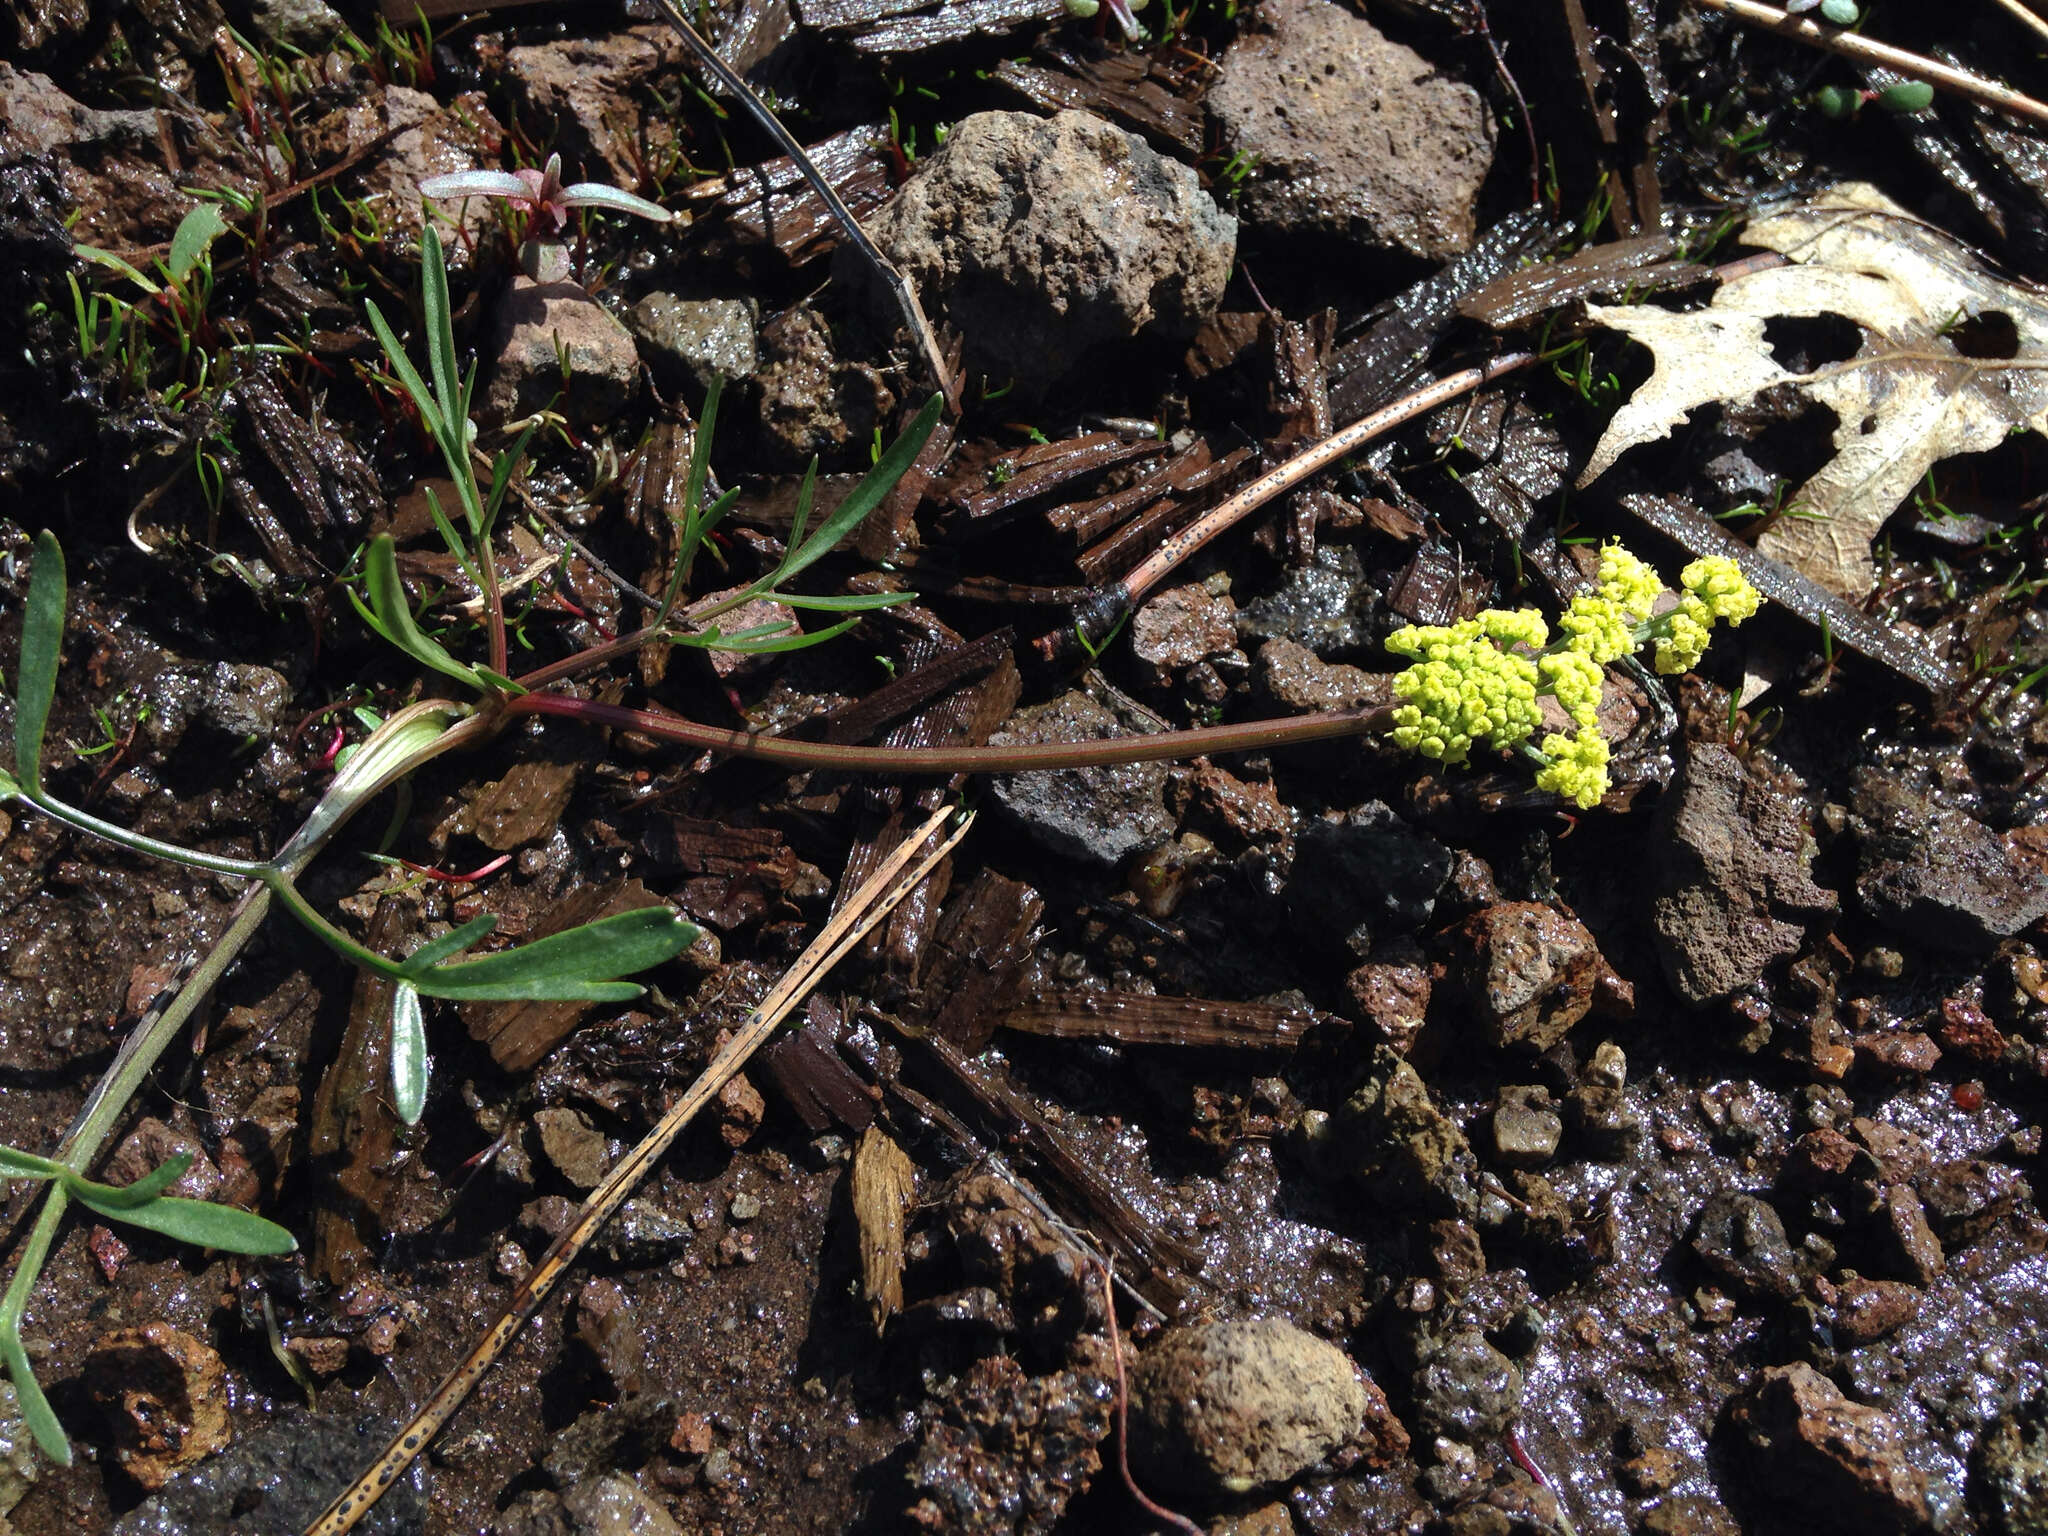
302,806 -> 975,1536
1695,0 -> 2048,126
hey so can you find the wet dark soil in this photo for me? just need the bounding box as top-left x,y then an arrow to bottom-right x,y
3,2 -> 2048,1535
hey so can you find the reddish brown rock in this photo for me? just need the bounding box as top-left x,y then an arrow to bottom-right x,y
1345,958 -> 1431,1054
1831,1276 -> 1922,1346
1732,1363 -> 1934,1533
86,1323 -> 232,1490
1445,902 -> 1605,1052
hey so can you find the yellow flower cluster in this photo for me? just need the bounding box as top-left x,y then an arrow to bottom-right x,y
1652,555 -> 1762,674
1382,543 -> 1762,812
1386,616 -> 1544,764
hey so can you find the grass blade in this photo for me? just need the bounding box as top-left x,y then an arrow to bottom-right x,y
774,590 -> 916,612
775,393 -> 941,587
70,1188 -> 297,1255
420,227 -> 459,467
411,907 -> 696,1002
1,1329 -> 69,1465
15,530 -> 66,796
390,983 -> 429,1126
365,300 -> 440,437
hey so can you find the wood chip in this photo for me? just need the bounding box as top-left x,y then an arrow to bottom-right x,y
850,1125 -> 917,1333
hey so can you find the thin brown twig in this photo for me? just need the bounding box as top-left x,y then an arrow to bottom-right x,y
302,805 -> 973,1536
1099,1263 -> 1203,1536
1694,0 -> 2048,126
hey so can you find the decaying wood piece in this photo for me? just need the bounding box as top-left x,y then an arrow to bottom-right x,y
794,0 -> 1067,52
903,869 -> 1045,1050
991,43 -> 1206,156
1003,988 -> 1321,1051
690,124 -> 896,264
850,1124 -> 917,1333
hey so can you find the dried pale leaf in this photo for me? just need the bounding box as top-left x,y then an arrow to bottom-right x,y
1581,183 -> 2048,597
850,1125 -> 916,1335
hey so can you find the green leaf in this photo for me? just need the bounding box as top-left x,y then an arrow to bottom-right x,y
421,227 -> 460,474
365,299 -> 443,439
774,590 -> 916,612
356,534 -> 484,690
0,768 -> 19,799
60,1150 -> 195,1210
398,914 -> 498,975
390,982 -> 428,1126
662,376 -> 725,616
1,1329 -> 70,1465
786,459 -> 818,553
702,618 -> 858,655
410,907 -> 696,1001
15,530 -> 66,796
69,1187 -> 297,1255
1876,80 -> 1934,114
776,394 -> 942,587
166,204 -> 228,284
72,243 -> 158,294
0,1145 -> 64,1181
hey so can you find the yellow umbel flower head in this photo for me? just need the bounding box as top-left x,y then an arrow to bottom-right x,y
1532,728 -> 1612,809
1386,618 -> 1543,765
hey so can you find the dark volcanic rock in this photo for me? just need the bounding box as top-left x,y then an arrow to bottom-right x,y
1652,744 -> 1837,1003
1732,1363 -> 1935,1533
987,691 -> 1176,871
113,1414 -> 424,1535
1852,769 -> 2048,950
1690,1190 -> 1805,1301
1237,544 -> 1379,660
1326,1045 -> 1479,1218
1286,801 -> 1452,951
905,1353 -> 1112,1535
870,108 -> 1234,394
1410,1330 -> 1524,1446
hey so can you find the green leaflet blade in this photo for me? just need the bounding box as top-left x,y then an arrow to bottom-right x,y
390,982 -> 429,1126
15,531 -> 67,796
410,907 -> 696,1002
69,1187 -> 298,1256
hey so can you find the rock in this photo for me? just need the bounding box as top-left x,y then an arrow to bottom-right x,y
987,691 -> 1176,871
1410,1331 -> 1523,1446
1639,1496 -> 1742,1535
1651,744 -> 1837,1004
1831,1276 -> 1922,1346
1568,1042 -> 1645,1160
1732,1363 -> 1935,1533
560,1473 -> 682,1536
946,1174 -> 1090,1340
905,1353 -> 1112,1534
1445,903 -> 1605,1053
1853,1030 -> 1944,1077
1185,762 -> 1291,847
103,1117 -> 223,1203
247,0 -> 344,51
112,1414 -> 424,1535
532,1108 -> 612,1190
1285,802 -> 1453,952
1974,1390 -> 2048,1536
1238,545 -> 1379,660
304,86 -> 505,266
1853,770 -> 2048,950
1917,1158 -> 2027,1246
1490,1085 -> 1563,1168
87,1324 -> 231,1491
1255,637 -> 1390,713
1130,582 -> 1238,686
456,760 -> 579,852
1690,1191 -> 1805,1301
541,1396 -> 677,1492
501,28 -> 687,187
1208,0 -> 1492,258
484,278 -> 641,430
0,62 -> 255,246
627,294 -> 758,393
1345,955 -> 1432,1053
870,109 -> 1234,394
689,590 -> 800,681
1326,1046 -> 1479,1218
1127,1317 -> 1402,1495
1872,1183 -> 1946,1286
752,303 -> 893,463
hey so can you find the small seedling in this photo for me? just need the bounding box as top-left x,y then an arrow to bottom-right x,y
1788,0 -> 1861,22
1817,79 -> 1937,117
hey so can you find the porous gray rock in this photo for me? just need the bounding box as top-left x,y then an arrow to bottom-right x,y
1208,0 -> 1493,259
484,278 -> 641,430
247,0 -> 345,52
1445,902 -> 1605,1053
1409,1331 -> 1523,1446
870,109 -> 1234,393
112,1415 -> 424,1535
753,304 -> 893,464
628,294 -> 759,393
1974,1390 -> 2048,1536
1652,744 -> 1837,1003
1127,1317 -> 1403,1494
501,29 -> 687,187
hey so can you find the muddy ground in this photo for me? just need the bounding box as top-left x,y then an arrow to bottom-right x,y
2,0 -> 2048,1533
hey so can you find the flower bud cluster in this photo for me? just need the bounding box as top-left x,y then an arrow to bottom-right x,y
1385,542 -> 1760,810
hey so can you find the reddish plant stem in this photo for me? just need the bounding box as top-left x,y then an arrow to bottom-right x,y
1099,1264 -> 1203,1536
507,691 -> 1393,774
